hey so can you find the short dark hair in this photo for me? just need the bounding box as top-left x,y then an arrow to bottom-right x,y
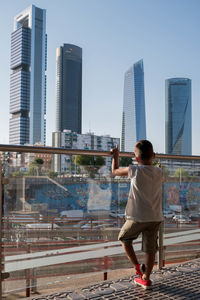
134,140 -> 154,162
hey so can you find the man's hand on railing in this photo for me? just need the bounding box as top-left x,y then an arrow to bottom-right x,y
110,144 -> 119,159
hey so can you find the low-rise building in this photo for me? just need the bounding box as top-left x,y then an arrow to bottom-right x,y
52,130 -> 120,174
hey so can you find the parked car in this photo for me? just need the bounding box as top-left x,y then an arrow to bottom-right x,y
109,211 -> 118,218
189,213 -> 200,221
173,215 -> 182,221
26,223 -> 60,229
109,211 -> 125,219
163,211 -> 174,218
177,217 -> 192,224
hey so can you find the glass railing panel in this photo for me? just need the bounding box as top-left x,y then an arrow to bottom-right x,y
1,150 -> 200,298
159,157 -> 200,265
1,151 -> 131,297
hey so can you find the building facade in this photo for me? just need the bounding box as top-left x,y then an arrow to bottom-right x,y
121,60 -> 146,152
55,44 -> 82,133
52,130 -> 120,173
9,5 -> 47,145
165,78 -> 192,155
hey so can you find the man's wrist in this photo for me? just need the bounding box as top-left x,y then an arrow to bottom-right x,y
112,155 -> 118,159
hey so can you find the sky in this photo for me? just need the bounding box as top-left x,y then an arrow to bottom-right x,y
0,0 -> 200,154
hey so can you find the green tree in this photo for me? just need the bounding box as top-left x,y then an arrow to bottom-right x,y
47,170 -> 58,178
74,155 -> 105,178
153,158 -> 161,167
28,158 -> 44,176
12,170 -> 24,177
174,167 -> 189,178
119,157 -> 133,166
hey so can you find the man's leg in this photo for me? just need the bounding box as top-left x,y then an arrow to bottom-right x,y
142,222 -> 161,280
118,221 -> 145,275
121,242 -> 139,267
143,252 -> 155,281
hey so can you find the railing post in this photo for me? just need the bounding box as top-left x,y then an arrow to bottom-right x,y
103,240 -> 108,280
103,256 -> 108,280
90,218 -> 93,230
26,244 -> 31,297
31,268 -> 37,293
158,221 -> 164,269
51,218 -> 54,230
0,161 -> 3,299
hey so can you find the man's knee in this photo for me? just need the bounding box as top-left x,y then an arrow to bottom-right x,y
120,239 -> 133,247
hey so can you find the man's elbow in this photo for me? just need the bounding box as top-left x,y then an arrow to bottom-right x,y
111,169 -> 118,176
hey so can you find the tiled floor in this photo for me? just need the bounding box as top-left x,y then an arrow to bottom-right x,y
30,259 -> 200,300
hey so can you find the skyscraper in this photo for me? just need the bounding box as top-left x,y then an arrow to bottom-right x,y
121,60 -> 146,152
165,78 -> 192,155
55,44 -> 82,133
9,5 -> 47,145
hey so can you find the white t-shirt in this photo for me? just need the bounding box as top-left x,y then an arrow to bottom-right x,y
125,165 -> 163,222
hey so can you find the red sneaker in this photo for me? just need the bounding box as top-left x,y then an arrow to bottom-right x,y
135,264 -> 145,277
134,276 -> 152,290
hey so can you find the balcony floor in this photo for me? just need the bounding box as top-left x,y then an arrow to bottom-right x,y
28,258 -> 200,299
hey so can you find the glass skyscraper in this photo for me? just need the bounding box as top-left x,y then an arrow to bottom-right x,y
165,78 -> 192,155
9,5 -> 47,145
121,60 -> 146,152
55,44 -> 82,133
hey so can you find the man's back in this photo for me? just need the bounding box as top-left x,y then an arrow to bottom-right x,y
125,165 -> 163,222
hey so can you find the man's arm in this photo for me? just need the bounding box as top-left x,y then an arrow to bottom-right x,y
110,145 -> 129,176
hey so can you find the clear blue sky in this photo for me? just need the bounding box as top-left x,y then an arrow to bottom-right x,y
1,0 -> 200,154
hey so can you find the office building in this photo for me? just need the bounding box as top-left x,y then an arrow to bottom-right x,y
9,5 -> 47,145
121,60 -> 146,152
56,44 -> 82,133
165,78 -> 192,155
52,130 -> 119,173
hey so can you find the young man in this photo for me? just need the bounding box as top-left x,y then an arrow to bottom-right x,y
110,140 -> 163,289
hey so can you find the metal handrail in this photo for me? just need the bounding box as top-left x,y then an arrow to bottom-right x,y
0,144 -> 200,160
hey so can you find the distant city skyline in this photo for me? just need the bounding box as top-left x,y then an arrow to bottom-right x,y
1,1 -> 200,154
55,44 -> 82,134
165,78 -> 192,155
9,5 -> 47,145
121,60 -> 146,152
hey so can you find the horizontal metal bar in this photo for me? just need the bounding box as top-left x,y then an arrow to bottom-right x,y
0,144 -> 128,157
0,144 -> 200,160
4,229 -> 200,272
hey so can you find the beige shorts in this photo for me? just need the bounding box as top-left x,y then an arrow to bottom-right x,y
118,220 -> 161,253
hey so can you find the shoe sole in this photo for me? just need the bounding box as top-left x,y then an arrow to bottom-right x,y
134,279 -> 152,290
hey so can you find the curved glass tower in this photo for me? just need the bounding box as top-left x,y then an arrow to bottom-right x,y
55,44 -> 82,133
165,78 -> 192,155
9,5 -> 47,145
121,60 -> 146,152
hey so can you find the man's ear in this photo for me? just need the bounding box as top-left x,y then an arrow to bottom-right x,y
135,156 -> 139,162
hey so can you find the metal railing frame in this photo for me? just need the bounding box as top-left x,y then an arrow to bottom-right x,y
1,144 -> 200,298
1,144 -> 200,160
0,161 -> 2,297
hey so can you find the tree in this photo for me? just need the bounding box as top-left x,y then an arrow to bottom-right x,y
34,158 -> 44,165
12,170 -> 24,177
74,155 -> 105,178
153,158 -> 160,167
174,168 -> 189,178
119,157 -> 133,166
28,158 -> 44,176
47,170 -> 58,178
